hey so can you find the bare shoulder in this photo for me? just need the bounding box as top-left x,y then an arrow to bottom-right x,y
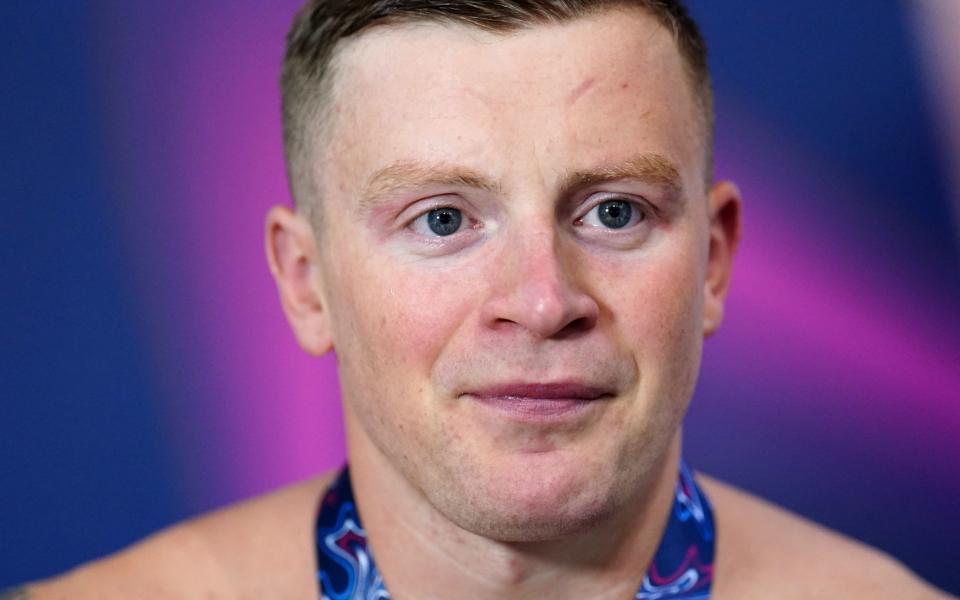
699,474 -> 954,600
26,470 -> 337,599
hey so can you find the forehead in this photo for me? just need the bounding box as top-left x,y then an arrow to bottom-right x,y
320,8 -> 704,199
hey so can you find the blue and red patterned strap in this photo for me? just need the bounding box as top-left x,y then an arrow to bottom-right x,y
315,460 -> 715,600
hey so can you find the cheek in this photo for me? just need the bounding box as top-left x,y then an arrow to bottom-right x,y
598,234 -> 706,387
602,238 -> 703,327
646,261 -> 703,342
326,247 -> 479,384
327,248 -> 487,467
640,249 -> 705,419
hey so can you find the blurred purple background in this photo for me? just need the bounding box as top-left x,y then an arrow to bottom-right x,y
2,0 -> 958,593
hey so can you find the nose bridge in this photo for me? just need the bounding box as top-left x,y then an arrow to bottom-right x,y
484,219 -> 598,338
517,225 -> 567,299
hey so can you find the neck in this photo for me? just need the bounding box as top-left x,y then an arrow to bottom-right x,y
346,417 -> 683,600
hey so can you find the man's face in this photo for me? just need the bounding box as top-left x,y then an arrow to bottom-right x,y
304,8 -> 730,540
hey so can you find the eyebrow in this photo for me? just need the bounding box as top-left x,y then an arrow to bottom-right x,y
361,160 -> 501,212
558,153 -> 682,196
359,152 -> 682,210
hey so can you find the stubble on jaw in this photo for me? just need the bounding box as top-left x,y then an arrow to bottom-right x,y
320,9 -> 709,547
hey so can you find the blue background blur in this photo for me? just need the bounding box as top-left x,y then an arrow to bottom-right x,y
2,1 -> 958,593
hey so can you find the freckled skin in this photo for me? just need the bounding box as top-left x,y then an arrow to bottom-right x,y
316,9 -> 711,545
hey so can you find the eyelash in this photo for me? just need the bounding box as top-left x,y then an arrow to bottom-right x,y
401,193 -> 655,247
573,196 -> 653,230
407,205 -> 475,237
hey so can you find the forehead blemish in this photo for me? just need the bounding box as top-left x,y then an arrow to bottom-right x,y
566,77 -> 596,107
464,86 -> 497,111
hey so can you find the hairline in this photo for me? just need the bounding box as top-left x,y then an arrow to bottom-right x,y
285,4 -> 713,228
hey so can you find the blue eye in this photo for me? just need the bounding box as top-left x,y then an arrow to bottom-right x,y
581,199 -> 643,230
426,207 -> 463,236
596,200 -> 632,228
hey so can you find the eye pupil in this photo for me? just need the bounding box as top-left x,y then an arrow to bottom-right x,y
427,208 -> 463,236
597,200 -> 632,229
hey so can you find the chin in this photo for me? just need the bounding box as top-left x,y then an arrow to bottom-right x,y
427,455 -> 627,542
477,501 -> 614,543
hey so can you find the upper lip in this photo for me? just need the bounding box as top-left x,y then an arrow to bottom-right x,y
465,381 -> 612,400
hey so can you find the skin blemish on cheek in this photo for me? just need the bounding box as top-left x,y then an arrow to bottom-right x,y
567,77 -> 596,106
620,82 -> 629,90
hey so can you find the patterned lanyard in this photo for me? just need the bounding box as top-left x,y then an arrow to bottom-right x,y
315,461 -> 714,600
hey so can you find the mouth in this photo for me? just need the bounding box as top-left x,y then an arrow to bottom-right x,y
463,381 -> 613,420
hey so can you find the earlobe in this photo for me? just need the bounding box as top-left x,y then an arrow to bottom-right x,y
703,181 -> 742,337
264,205 -> 334,356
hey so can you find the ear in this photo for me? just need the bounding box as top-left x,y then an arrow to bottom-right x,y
264,205 -> 334,355
703,180 -> 742,337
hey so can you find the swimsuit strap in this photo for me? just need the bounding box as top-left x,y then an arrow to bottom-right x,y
315,461 -> 715,600
635,460 -> 715,599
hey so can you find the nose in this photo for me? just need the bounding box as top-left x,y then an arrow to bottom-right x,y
481,227 -> 599,339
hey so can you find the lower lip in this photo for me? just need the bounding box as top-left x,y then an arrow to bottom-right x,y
468,395 -> 597,419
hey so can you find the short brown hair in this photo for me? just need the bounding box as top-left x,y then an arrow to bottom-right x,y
281,0 -> 712,214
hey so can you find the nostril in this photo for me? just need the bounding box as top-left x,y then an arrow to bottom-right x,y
490,313 -> 593,338
555,316 -> 595,340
